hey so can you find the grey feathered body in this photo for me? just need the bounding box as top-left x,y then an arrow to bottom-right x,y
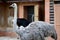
16,21 -> 57,40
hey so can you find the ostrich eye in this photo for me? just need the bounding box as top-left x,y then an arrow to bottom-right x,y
13,4 -> 14,6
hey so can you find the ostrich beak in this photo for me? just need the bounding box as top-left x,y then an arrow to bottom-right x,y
9,5 -> 12,7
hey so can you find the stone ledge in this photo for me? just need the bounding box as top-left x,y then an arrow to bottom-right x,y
0,31 -> 19,38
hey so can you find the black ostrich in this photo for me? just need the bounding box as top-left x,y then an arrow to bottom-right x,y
17,18 -> 31,27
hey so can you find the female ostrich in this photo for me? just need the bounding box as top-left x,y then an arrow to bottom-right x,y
10,3 -> 57,40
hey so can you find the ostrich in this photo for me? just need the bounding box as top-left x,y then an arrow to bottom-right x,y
10,3 -> 57,40
10,3 -> 45,40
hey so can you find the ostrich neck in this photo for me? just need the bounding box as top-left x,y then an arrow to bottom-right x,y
14,6 -> 17,24
13,5 -> 18,31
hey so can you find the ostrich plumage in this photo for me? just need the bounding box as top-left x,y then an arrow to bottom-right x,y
18,21 -> 57,40
17,18 -> 31,27
10,3 -> 57,40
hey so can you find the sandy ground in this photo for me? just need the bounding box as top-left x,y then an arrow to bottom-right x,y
0,37 -> 20,40
0,37 -> 54,40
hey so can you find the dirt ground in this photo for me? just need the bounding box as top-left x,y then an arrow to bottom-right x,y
0,37 -> 20,40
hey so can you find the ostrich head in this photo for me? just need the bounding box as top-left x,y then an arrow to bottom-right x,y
10,3 -> 17,8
